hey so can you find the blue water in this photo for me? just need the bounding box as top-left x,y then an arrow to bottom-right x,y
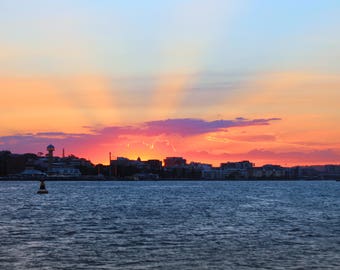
0,181 -> 339,269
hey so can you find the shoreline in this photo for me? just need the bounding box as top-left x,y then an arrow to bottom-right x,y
0,177 -> 338,182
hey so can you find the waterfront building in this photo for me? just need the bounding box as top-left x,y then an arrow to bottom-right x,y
20,168 -> 47,178
0,152 -> 26,176
164,157 -> 187,167
252,165 -> 288,179
219,160 -> 254,179
202,168 -> 224,180
49,166 -> 81,177
220,160 -> 254,170
144,159 -> 162,172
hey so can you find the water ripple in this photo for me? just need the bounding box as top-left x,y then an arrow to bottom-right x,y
0,180 -> 339,269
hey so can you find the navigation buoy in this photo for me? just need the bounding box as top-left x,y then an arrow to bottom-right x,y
37,180 -> 48,194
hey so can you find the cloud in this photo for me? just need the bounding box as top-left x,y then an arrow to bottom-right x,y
227,135 -> 277,142
93,117 -> 281,137
2,117 -> 281,143
0,117 -> 280,158
1,120 -> 339,166
35,132 -> 88,138
246,149 -> 340,164
184,149 -> 340,166
140,118 -> 281,136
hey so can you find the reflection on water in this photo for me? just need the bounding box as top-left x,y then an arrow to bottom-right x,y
0,181 -> 340,269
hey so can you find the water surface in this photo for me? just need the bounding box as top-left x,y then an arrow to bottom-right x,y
1,181 -> 339,269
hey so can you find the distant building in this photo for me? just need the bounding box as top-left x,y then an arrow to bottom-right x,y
164,157 -> 187,167
188,162 -> 212,170
144,159 -> 162,172
202,168 -> 223,180
219,161 -> 254,179
110,157 -> 147,178
252,164 -> 288,179
132,173 -> 159,180
220,160 -> 254,170
20,168 -> 47,178
49,167 -> 81,177
0,151 -> 27,176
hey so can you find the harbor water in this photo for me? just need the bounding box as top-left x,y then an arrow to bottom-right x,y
0,180 -> 339,269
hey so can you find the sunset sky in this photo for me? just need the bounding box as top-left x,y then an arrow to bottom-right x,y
1,0 -> 340,166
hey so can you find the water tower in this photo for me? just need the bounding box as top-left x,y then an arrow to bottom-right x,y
47,144 -> 55,173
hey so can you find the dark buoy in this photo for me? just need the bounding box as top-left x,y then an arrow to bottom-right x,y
37,180 -> 48,194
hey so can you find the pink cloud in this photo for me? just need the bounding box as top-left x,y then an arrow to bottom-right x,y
184,149 -> 340,166
1,117 -> 280,145
5,117 -> 339,166
98,117 -> 281,137
228,135 -> 277,142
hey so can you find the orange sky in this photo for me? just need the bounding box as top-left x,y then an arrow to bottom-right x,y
1,72 -> 339,166
1,1 -> 340,166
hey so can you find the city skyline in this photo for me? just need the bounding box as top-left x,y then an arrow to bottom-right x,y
1,1 -> 340,166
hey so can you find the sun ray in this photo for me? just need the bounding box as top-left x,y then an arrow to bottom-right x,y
148,0 -> 237,119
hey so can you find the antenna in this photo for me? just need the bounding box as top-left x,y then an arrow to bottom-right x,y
109,152 -> 112,177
